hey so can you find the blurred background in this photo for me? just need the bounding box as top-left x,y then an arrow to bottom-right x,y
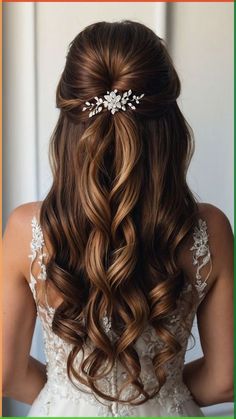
3,1 -> 234,417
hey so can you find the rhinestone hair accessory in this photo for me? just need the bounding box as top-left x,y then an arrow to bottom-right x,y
82,89 -> 144,118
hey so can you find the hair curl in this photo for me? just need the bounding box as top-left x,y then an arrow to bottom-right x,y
40,20 -> 200,404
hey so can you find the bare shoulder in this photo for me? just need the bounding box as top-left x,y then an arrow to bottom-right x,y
3,201 -> 43,280
197,202 -> 233,234
177,202 -> 233,291
197,202 -> 233,279
4,201 -> 42,229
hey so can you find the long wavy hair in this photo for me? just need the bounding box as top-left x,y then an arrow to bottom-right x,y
40,20 -> 200,404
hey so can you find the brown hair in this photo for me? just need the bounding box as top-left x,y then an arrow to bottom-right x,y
40,20 -> 199,404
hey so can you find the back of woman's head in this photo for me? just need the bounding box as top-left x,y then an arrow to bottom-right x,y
57,20 -> 180,119
40,20 -> 199,404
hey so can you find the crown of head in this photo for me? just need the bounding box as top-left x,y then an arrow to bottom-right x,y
82,89 -> 145,118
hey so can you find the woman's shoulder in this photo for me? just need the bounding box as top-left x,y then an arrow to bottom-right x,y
4,201 -> 43,240
5,201 -> 42,226
198,200 -> 233,270
178,202 -> 233,294
196,202 -> 233,263
197,202 -> 232,228
3,201 -> 43,280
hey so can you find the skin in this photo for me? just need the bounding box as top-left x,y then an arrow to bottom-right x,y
2,201 -> 233,406
181,204 -> 234,406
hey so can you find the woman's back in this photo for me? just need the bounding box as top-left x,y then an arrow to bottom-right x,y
3,199 -> 233,417
23,201 -> 211,417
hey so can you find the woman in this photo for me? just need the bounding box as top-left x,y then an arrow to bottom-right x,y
3,21 -> 233,417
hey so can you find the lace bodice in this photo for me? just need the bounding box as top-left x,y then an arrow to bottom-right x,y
28,217 -> 212,417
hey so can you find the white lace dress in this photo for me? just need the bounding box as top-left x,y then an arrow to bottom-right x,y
27,217 -> 211,417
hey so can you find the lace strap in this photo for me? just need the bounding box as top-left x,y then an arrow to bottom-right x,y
28,215 -> 47,301
190,218 -> 213,300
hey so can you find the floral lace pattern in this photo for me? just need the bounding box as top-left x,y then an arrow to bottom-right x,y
28,216 -> 47,300
190,218 -> 212,300
36,302 -> 195,417
28,216 -> 211,416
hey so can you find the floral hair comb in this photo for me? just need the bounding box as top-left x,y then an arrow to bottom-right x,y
82,89 -> 144,118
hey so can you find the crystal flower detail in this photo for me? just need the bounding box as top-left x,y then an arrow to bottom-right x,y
82,89 -> 144,118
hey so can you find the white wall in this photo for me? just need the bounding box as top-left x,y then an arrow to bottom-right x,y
3,2 -> 38,227
168,1 -> 234,226
3,2 -> 233,417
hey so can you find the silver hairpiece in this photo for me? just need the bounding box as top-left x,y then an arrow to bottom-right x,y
82,89 -> 144,118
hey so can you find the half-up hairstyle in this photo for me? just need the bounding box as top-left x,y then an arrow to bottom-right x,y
40,20 -> 200,404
